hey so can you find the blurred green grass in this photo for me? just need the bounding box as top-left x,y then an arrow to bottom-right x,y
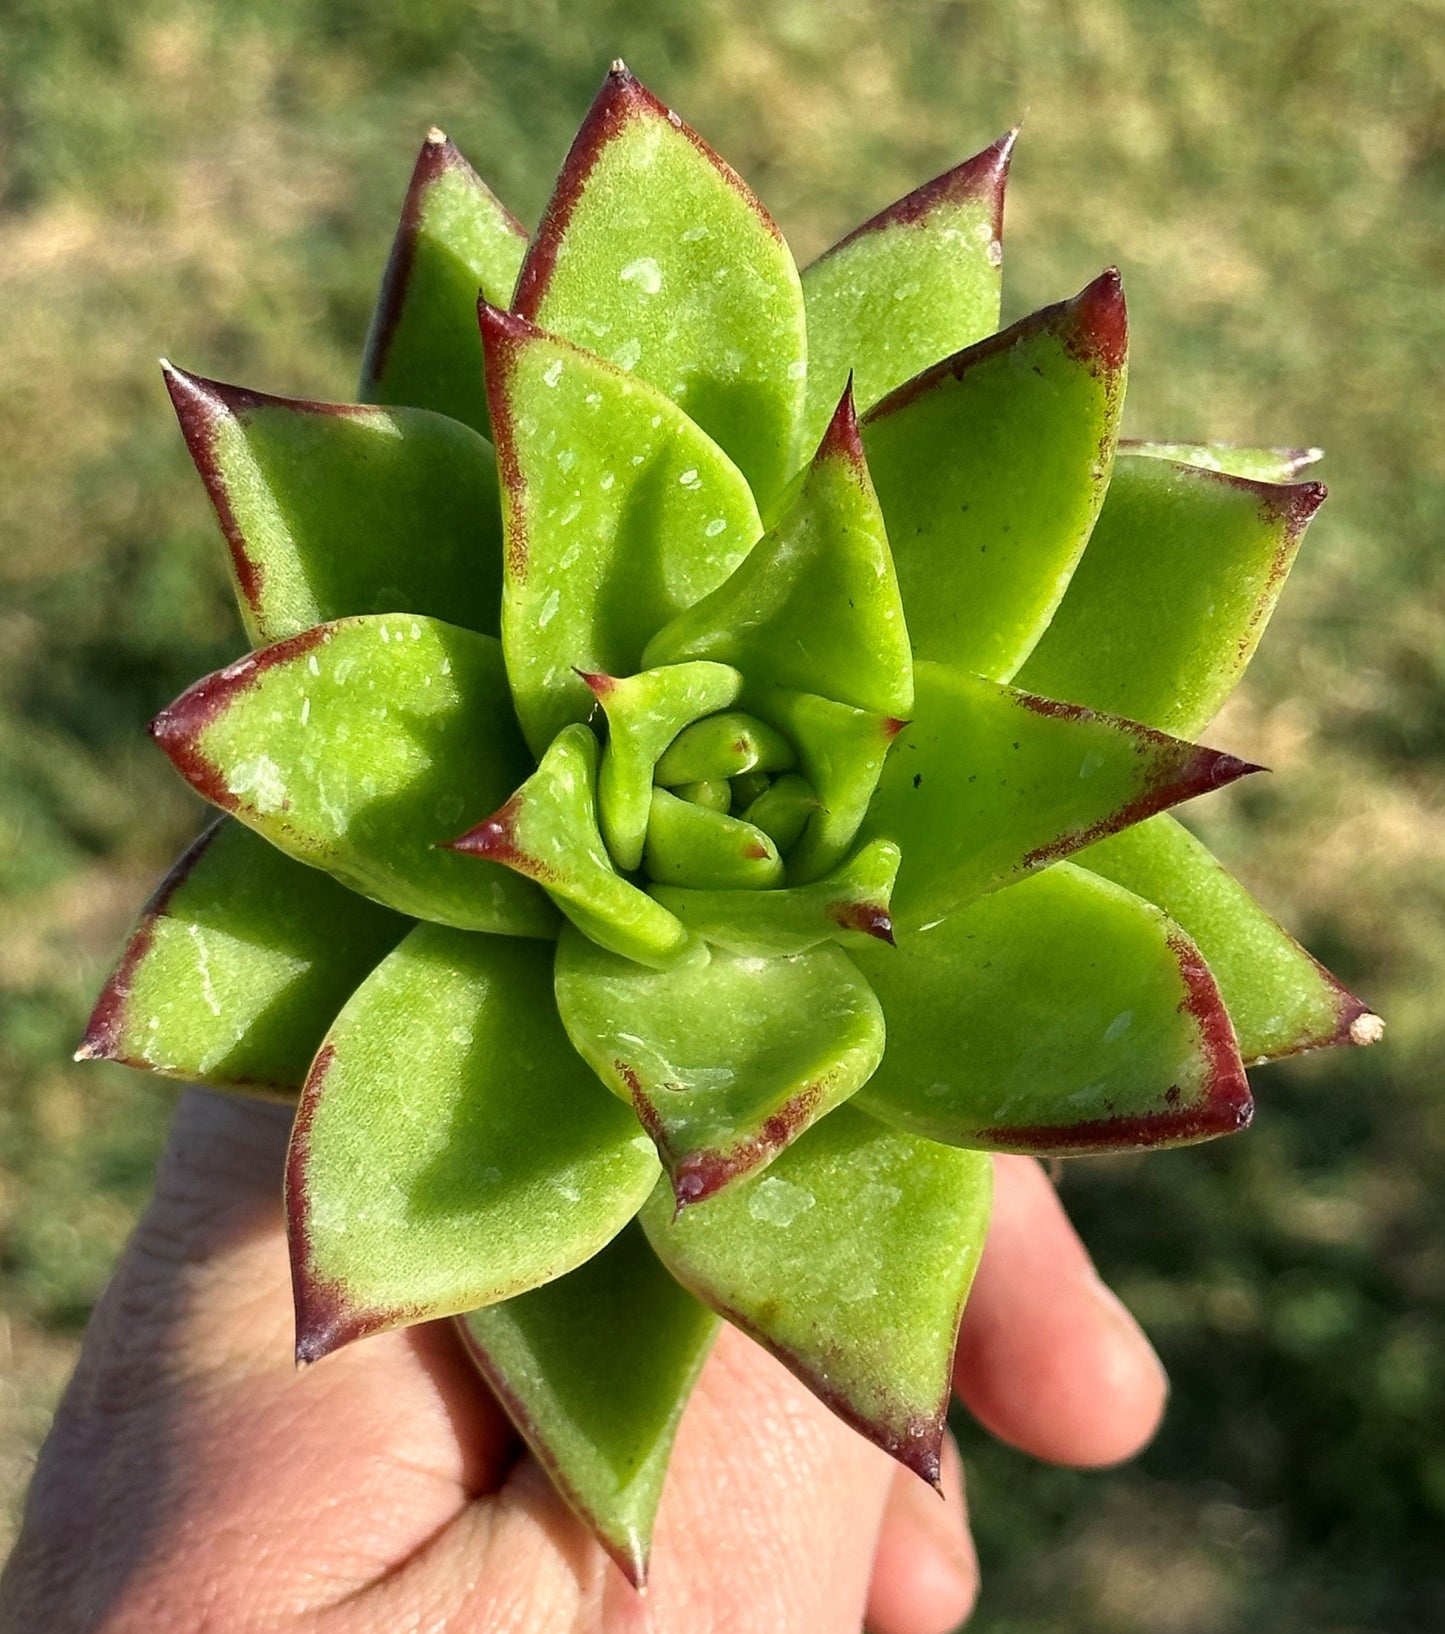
1,1 -> 1441,1626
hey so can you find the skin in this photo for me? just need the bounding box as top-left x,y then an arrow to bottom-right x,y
0,1094 -> 1166,1634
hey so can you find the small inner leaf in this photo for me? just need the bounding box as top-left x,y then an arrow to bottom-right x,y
640,1105 -> 993,1482
1017,454 -> 1326,735
653,711 -> 795,785
862,270 -> 1128,681
644,384 -> 913,717
863,662 -> 1260,930
643,789 -> 784,891
457,1223 -> 717,1588
288,927 -> 660,1361
748,689 -> 903,882
801,128 -> 1014,445
481,305 -> 762,756
739,773 -> 817,852
856,861 -> 1252,1152
165,367 -> 504,646
77,818 -> 410,1095
359,130 -> 528,439
1082,814 -> 1381,1061
513,63 -> 807,506
449,724 -> 692,968
148,616 -> 555,937
555,926 -> 885,1206
587,662 -> 743,871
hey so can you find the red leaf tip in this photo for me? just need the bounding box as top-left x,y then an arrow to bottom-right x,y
817,376 -> 866,468
1063,267 -> 1128,373
574,668 -> 618,698
831,901 -> 896,945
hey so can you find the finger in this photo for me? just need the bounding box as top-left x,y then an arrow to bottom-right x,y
954,1155 -> 1167,1467
865,1430 -> 978,1634
374,1324 -> 902,1634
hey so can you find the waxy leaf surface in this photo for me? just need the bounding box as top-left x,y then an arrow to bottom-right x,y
359,131 -> 527,439
590,662 -> 742,871
289,927 -> 659,1360
801,130 -> 1013,444
78,819 -> 409,1094
1018,455 -> 1325,735
641,1106 -> 992,1482
1122,439 -> 1323,483
861,271 -> 1127,680
555,927 -> 885,1206
856,861 -> 1251,1151
482,306 -> 762,755
165,368 -> 503,645
651,838 -> 899,957
645,387 -> 913,717
458,1223 -> 717,1587
150,617 -> 554,936
1082,815 -> 1380,1060
513,64 -> 807,505
865,662 -> 1258,929
450,725 -> 690,967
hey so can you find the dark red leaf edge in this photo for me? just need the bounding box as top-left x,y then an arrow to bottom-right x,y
807,125 -> 1018,268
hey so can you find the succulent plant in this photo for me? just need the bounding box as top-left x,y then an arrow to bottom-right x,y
79,62 -> 1383,1585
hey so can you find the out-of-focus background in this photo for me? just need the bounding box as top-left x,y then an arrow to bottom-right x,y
1,1 -> 1441,1626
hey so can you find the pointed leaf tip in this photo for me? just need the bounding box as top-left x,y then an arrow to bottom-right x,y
832,902 -> 896,945
818,376 -> 865,466
1064,267 -> 1128,371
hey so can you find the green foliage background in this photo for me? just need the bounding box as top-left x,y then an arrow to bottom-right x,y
1,1 -> 1441,1626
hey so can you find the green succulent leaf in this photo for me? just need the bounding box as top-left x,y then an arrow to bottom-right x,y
1018,455 -> 1326,735
739,773 -> 817,852
480,304 -> 763,757
457,1222 -> 717,1588
449,724 -> 692,968
289,926 -> 659,1362
748,689 -> 903,882
644,385 -> 913,717
359,130 -> 527,440
651,837 -> 900,957
149,617 -> 555,936
512,63 -> 807,506
164,367 -> 503,646
861,270 -> 1127,680
652,710 -> 796,785
588,662 -> 743,871
1082,815 -> 1381,1060
801,130 -> 1014,443
856,861 -> 1252,1151
77,819 -> 409,1094
640,1106 -> 992,1482
1121,439 -> 1324,482
643,789 -> 784,891
555,926 -> 885,1206
864,661 -> 1260,930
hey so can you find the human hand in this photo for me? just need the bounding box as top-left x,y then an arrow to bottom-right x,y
0,1090 -> 1165,1633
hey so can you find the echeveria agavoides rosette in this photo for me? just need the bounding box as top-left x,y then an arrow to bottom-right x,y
81,60 -> 1382,1584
